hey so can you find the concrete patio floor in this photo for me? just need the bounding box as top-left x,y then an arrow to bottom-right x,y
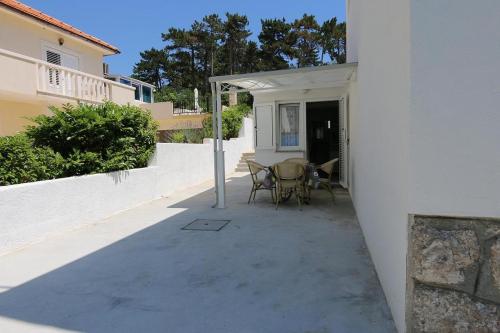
0,173 -> 395,333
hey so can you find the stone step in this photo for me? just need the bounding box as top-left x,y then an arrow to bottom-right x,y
234,151 -> 255,173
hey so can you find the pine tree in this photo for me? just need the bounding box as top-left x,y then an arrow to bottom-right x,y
132,48 -> 168,89
291,14 -> 321,68
258,18 -> 293,71
220,13 -> 251,75
242,41 -> 260,73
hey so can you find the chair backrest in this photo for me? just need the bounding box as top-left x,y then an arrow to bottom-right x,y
274,162 -> 304,180
283,158 -> 308,166
318,158 -> 339,179
247,160 -> 266,183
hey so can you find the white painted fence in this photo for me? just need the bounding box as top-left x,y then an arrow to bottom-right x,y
0,118 -> 254,255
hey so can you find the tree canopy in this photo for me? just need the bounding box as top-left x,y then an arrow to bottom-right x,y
132,13 -> 346,98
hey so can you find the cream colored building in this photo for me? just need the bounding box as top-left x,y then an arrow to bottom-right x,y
0,0 -> 139,136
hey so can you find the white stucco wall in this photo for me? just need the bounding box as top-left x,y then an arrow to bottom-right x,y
0,167 -> 160,254
408,0 -> 500,218
347,0 -> 410,331
348,1 -> 500,331
0,118 -> 254,255
0,9 -> 108,77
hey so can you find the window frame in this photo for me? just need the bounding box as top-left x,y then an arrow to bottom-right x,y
142,85 -> 152,103
276,102 -> 303,152
132,83 -> 141,101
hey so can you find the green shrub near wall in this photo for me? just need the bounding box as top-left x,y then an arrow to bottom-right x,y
170,131 -> 187,143
202,104 -> 251,140
162,129 -> 205,144
0,134 -> 64,186
0,102 -> 158,186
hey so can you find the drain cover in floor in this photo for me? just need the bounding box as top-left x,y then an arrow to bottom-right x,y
181,219 -> 231,231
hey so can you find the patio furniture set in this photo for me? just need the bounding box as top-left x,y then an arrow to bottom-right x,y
246,158 -> 339,209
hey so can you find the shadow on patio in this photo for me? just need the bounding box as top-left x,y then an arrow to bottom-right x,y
0,174 -> 395,333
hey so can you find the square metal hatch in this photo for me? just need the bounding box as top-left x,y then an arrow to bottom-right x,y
181,219 -> 231,231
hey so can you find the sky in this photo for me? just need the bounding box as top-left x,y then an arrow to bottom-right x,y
22,0 -> 345,76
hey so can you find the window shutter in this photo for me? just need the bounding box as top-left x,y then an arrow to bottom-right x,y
46,50 -> 61,86
254,104 -> 274,149
46,50 -> 61,65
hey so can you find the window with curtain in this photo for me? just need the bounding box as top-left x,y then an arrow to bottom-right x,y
279,103 -> 300,148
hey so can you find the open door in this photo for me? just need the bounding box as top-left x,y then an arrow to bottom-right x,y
339,96 -> 349,188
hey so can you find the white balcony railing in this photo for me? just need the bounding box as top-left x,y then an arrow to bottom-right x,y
37,62 -> 111,103
0,47 -> 135,104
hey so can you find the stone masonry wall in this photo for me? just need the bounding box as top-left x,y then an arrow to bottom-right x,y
407,215 -> 500,332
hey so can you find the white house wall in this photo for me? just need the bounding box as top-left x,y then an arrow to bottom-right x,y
252,87 -> 347,166
346,0 -> 410,331
408,0 -> 500,218
0,9 -> 106,77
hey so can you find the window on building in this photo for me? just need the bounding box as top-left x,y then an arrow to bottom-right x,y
279,103 -> 300,149
132,83 -> 141,101
120,78 -> 131,85
142,86 -> 152,103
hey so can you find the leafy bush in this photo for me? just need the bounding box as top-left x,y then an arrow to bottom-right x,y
161,129 -> 204,144
0,134 -> 64,185
183,128 -> 205,144
203,104 -> 251,140
170,131 -> 186,143
26,102 -> 158,175
155,87 -> 193,105
0,102 -> 159,186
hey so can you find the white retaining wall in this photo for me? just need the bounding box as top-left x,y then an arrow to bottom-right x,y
0,117 -> 254,255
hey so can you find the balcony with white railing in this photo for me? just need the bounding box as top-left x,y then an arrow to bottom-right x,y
0,47 -> 135,105
37,62 -> 111,103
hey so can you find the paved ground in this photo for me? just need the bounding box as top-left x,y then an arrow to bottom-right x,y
0,173 -> 395,333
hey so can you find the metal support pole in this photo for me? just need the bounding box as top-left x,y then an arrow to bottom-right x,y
210,82 -> 218,208
215,82 -> 226,208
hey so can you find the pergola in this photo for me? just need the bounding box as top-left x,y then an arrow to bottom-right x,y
209,63 -> 357,208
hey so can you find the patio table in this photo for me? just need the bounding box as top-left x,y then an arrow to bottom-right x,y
264,162 -> 320,203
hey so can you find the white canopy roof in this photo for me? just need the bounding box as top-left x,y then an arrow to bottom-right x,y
209,62 -> 357,93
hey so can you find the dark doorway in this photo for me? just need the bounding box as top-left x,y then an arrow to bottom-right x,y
306,101 -> 340,181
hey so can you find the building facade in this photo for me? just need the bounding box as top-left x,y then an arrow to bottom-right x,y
0,0 -> 138,136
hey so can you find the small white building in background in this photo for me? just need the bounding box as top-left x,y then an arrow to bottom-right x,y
210,0 -> 500,331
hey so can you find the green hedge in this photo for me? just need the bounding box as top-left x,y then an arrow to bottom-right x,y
0,134 -> 64,186
0,102 -> 158,186
202,104 -> 251,140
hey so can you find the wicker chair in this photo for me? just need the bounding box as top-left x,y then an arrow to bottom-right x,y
273,162 -> 305,210
316,158 -> 339,201
284,157 -> 311,201
283,157 -> 308,165
247,160 -> 275,204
